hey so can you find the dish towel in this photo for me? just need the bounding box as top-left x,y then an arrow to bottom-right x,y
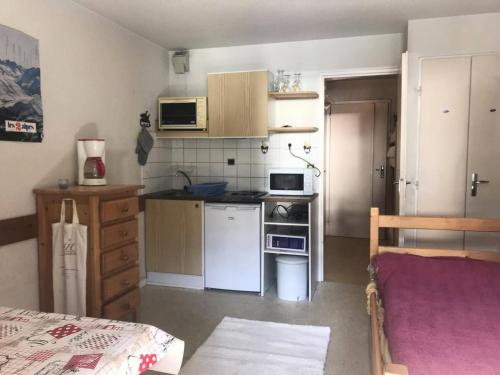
136,128 -> 154,165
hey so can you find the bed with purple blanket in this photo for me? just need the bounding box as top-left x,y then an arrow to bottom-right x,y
368,207 -> 500,375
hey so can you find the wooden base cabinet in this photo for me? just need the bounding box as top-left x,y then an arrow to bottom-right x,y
145,199 -> 203,276
35,185 -> 143,320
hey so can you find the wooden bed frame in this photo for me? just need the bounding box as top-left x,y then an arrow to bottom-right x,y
369,207 -> 500,375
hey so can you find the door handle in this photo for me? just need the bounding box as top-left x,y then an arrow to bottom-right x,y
471,173 -> 490,197
375,165 -> 385,178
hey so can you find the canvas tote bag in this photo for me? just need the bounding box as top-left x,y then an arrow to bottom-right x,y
52,199 -> 88,316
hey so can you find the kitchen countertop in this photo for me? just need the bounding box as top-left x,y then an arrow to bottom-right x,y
144,190 -> 319,204
143,190 -> 268,204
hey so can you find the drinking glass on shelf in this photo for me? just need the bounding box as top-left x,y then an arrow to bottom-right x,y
292,73 -> 302,92
282,74 -> 291,92
274,69 -> 284,92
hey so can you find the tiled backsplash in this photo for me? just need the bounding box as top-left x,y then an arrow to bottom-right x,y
143,133 -> 320,194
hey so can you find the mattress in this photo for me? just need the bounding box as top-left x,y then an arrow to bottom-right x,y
0,307 -> 184,374
376,253 -> 500,375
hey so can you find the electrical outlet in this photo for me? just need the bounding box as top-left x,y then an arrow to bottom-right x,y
227,158 -> 235,165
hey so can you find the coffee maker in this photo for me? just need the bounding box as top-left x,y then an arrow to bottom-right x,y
77,139 -> 107,186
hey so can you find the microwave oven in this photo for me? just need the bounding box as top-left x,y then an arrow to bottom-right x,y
158,97 -> 207,130
268,168 -> 314,196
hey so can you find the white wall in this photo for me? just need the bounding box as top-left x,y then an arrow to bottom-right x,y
405,13 -> 500,217
154,33 -> 404,280
0,0 -> 169,309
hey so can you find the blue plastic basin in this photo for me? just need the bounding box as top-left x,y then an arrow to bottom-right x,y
189,182 -> 227,197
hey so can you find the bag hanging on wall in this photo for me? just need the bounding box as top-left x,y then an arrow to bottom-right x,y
52,199 -> 88,316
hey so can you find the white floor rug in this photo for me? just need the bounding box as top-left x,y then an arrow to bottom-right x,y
180,317 -> 330,375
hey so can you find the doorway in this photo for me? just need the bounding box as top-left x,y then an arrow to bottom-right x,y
323,76 -> 399,284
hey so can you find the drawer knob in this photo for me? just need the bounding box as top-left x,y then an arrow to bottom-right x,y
122,280 -> 131,287
121,206 -> 130,213
121,255 -> 130,262
119,230 -> 129,237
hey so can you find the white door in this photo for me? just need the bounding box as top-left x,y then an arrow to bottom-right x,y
396,52 -> 408,216
465,54 -> 500,250
327,101 -> 388,238
205,204 -> 261,291
416,56 -> 471,249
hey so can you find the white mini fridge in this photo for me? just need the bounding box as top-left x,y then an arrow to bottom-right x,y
205,203 -> 261,292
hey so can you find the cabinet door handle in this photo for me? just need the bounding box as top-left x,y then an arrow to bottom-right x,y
119,230 -> 129,237
121,206 -> 130,213
121,255 -> 130,262
121,280 -> 131,287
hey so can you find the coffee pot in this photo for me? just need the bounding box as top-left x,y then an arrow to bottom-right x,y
77,139 -> 107,185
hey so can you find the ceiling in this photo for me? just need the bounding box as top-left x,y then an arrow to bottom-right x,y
73,0 -> 500,50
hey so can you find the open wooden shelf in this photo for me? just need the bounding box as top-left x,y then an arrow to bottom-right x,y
267,126 -> 319,134
268,91 -> 319,100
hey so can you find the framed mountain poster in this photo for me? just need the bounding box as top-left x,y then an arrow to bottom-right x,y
0,24 -> 43,142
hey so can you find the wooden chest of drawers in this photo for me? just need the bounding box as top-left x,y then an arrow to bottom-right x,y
35,185 -> 143,320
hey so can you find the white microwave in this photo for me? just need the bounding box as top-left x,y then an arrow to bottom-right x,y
268,168 -> 314,196
158,97 -> 207,130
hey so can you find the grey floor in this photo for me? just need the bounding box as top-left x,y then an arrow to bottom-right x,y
140,236 -> 371,375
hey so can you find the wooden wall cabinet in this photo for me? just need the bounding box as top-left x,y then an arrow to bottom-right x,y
145,199 -> 203,276
35,185 -> 142,320
208,71 -> 268,138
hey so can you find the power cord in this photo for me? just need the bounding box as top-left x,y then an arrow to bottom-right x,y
269,204 -> 289,219
288,143 -> 321,177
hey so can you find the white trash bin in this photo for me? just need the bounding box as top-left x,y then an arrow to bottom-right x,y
276,255 -> 308,301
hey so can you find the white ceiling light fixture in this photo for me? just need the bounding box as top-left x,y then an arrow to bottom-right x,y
172,50 -> 189,74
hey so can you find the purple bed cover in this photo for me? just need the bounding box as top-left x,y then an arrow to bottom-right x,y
375,253 -> 500,375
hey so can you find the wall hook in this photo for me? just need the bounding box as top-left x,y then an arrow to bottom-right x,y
260,142 -> 269,154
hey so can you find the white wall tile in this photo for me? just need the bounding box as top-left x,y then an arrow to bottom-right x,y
181,163 -> 196,175
210,139 -> 223,148
196,148 -> 210,162
225,177 -> 237,190
209,148 -> 223,163
251,177 -> 266,191
237,177 -> 251,190
196,139 -> 210,148
223,139 -> 237,148
237,149 -> 251,164
210,163 -> 224,177
251,148 -> 265,164
184,149 -> 197,163
171,139 -> 183,148
268,134 -> 280,149
237,164 -> 251,177
223,148 -> 237,161
237,139 -> 251,148
184,139 -> 197,148
197,176 -> 211,184
251,164 -> 265,178
224,164 -> 237,177
172,149 -> 184,162
196,163 -> 210,177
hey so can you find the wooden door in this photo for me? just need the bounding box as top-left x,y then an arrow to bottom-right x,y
327,102 -> 387,238
208,71 -> 267,137
416,56 -> 471,249
145,200 -> 203,275
465,54 -> 500,250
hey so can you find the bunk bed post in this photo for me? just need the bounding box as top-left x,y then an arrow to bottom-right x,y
370,207 -> 380,260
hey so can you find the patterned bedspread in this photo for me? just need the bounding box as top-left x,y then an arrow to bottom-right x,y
0,307 -> 178,374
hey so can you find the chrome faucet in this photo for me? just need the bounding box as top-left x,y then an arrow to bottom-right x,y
176,170 -> 192,190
